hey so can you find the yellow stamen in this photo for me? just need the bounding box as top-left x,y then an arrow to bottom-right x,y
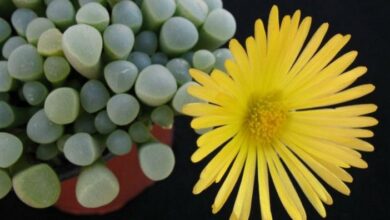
245,94 -> 287,143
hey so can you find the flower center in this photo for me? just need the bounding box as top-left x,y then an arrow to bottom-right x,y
245,95 -> 288,144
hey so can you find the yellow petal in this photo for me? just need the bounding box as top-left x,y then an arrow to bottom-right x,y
266,148 -> 304,220
284,22 -> 329,83
212,141 -> 248,214
182,103 -> 225,117
277,143 -> 333,204
267,5 -> 280,53
293,104 -> 377,117
231,144 -> 256,220
286,34 -> 350,94
277,16 -> 311,80
314,158 -> 353,183
229,39 -> 250,75
294,115 -> 378,128
287,143 -> 351,195
293,84 -> 375,109
289,50 -> 358,99
191,115 -> 236,129
269,148 -> 307,219
193,136 -> 241,195
275,142 -> 327,217
189,69 -> 218,88
257,144 -> 272,220
192,124 -> 239,162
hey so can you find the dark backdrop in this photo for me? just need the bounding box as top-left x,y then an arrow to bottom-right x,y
1,0 -> 389,219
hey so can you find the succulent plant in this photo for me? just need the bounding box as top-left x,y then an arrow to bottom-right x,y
0,0 -> 235,209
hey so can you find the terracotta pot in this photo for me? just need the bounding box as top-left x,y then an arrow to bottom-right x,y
55,126 -> 173,215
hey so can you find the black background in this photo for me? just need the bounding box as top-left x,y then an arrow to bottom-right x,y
1,0 -> 389,219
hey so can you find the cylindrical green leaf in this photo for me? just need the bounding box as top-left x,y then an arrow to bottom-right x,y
134,31 -> 157,55
12,0 -> 44,10
142,0 -> 176,30
107,94 -> 140,126
160,17 -> 198,55
74,113 -> 97,134
62,24 -> 103,79
22,81 -> 48,106
36,143 -> 59,161
175,0 -> 208,27
151,105 -> 174,128
2,36 -> 27,59
46,0 -> 75,29
0,102 -> 14,129
181,51 -> 194,66
0,133 -> 23,168
76,162 -> 119,208
56,134 -> 71,152
111,0 -> 143,34
44,87 -> 80,124
76,2 -> 110,32
0,169 -> 12,199
135,65 -> 177,106
79,0 -> 107,6
213,48 -> 232,72
7,44 -> 44,81
94,110 -> 117,135
127,51 -> 151,71
80,80 -> 110,113
26,17 -> 56,45
172,82 -> 202,114
0,61 -> 15,92
166,58 -> 191,85
139,142 -> 175,181
106,129 -> 132,156
64,133 -> 100,166
37,28 -> 63,56
203,0 -> 223,11
0,102 -> 33,129
196,9 -> 236,50
151,52 -> 168,65
103,24 -> 134,60
27,109 -> 64,144
193,49 -> 216,73
0,18 -> 11,45
13,164 -> 61,208
11,8 -> 38,37
128,121 -> 151,143
43,56 -> 71,84
104,60 -> 138,94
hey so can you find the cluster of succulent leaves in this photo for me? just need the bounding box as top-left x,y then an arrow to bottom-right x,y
0,0 -> 236,210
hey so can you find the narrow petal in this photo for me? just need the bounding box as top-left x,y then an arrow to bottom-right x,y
277,142 -> 333,205
266,148 -> 304,219
286,142 -> 351,195
192,124 -> 239,162
191,115 -> 237,129
257,144 -> 272,220
231,144 -> 256,220
284,23 -> 329,83
182,103 -> 226,117
193,136 -> 241,194
269,148 -> 307,219
293,84 -> 375,109
293,104 -> 377,117
212,141 -> 249,214
275,141 -> 327,217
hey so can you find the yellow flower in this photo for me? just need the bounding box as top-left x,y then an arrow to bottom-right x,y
183,5 -> 377,220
